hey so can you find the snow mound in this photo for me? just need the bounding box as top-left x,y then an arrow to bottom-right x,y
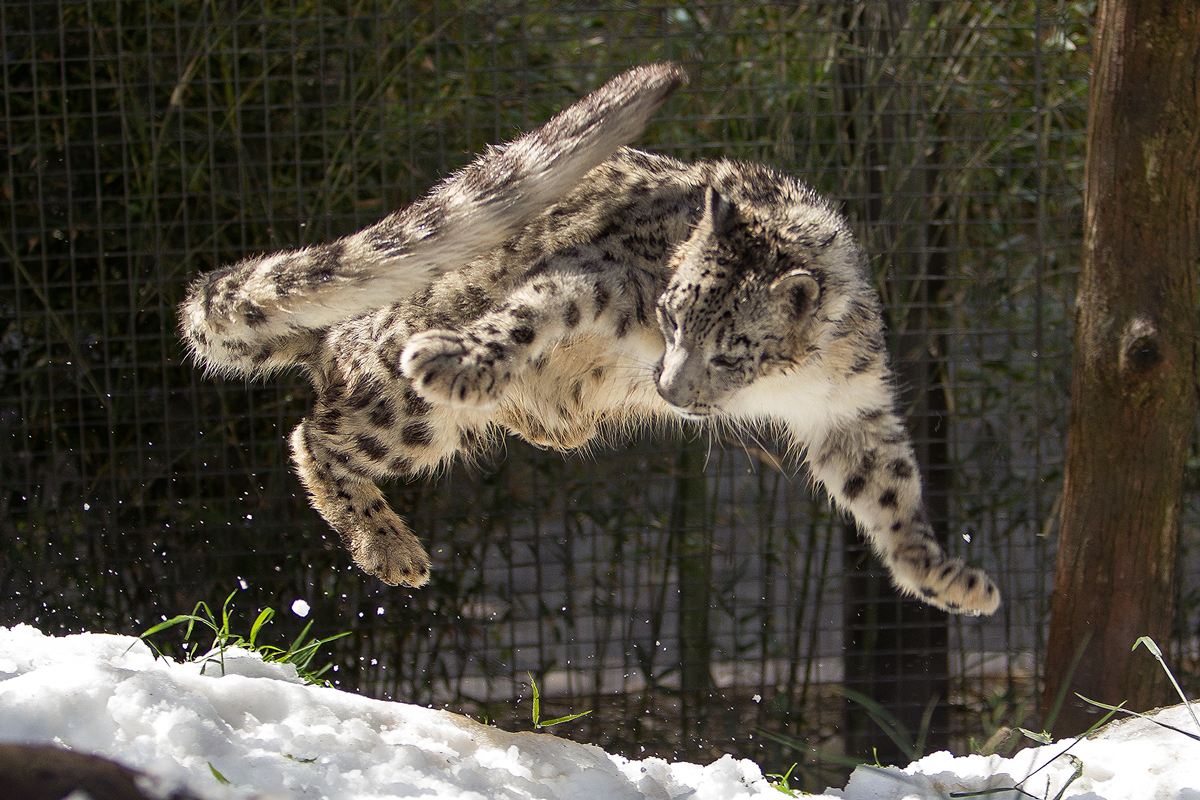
0,625 -> 773,799
1,624 -> 1198,799
837,702 -> 1200,800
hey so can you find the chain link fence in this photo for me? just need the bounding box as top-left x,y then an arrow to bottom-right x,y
6,0 -> 1180,789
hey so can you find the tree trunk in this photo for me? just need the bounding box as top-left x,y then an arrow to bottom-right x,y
1042,0 -> 1200,738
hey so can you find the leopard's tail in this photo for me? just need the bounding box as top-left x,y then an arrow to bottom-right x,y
179,63 -> 686,378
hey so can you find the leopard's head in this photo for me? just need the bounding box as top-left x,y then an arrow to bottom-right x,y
655,181 -> 857,417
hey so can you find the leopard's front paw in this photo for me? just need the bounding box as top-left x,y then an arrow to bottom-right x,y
400,330 -> 512,408
925,561 -> 1000,616
350,522 -> 432,588
887,539 -> 1001,615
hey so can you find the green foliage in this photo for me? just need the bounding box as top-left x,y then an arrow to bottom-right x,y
757,684 -> 940,784
1071,637 -> 1200,742
527,673 -> 591,730
1130,637 -> 1200,735
954,635 -> 1197,800
208,762 -> 232,786
971,689 -> 1034,757
947,719 -> 1106,800
840,687 -> 940,763
138,589 -> 349,686
765,763 -> 804,797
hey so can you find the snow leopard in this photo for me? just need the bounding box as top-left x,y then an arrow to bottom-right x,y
181,63 -> 999,615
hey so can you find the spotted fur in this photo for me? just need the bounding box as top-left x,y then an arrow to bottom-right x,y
181,63 -> 999,615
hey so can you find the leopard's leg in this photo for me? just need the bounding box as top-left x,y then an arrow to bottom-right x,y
804,407 -> 1000,615
289,375 -> 491,586
290,420 -> 431,586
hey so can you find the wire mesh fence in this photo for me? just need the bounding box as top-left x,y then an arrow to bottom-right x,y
5,0 -> 1177,788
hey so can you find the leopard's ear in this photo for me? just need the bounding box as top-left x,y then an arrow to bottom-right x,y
698,184 -> 737,232
770,268 -> 820,318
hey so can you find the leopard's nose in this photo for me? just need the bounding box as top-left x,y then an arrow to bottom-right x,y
656,347 -> 700,409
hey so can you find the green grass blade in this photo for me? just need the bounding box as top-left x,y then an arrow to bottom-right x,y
1132,636 -> 1200,735
754,727 -> 867,769
1044,630 -> 1092,735
536,710 -> 592,729
950,786 -> 1036,796
528,673 -> 541,727
208,762 -> 231,785
249,607 -> 275,648
219,590 -> 240,638
1075,693 -> 1200,742
140,614 -> 202,639
950,787 -> 1040,799
840,686 -> 918,761
525,673 -> 591,729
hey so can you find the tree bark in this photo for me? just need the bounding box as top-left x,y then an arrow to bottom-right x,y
1043,0 -> 1200,738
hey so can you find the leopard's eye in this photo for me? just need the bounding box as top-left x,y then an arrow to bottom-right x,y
710,354 -> 741,370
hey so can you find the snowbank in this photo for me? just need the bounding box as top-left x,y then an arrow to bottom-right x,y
0,624 -> 1197,799
0,625 -> 772,799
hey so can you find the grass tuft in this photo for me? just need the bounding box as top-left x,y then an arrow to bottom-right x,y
137,589 -> 350,686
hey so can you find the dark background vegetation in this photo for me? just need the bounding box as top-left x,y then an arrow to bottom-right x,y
4,0 -> 1193,789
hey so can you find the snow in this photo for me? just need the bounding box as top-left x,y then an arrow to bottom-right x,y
0,625 -> 1198,800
